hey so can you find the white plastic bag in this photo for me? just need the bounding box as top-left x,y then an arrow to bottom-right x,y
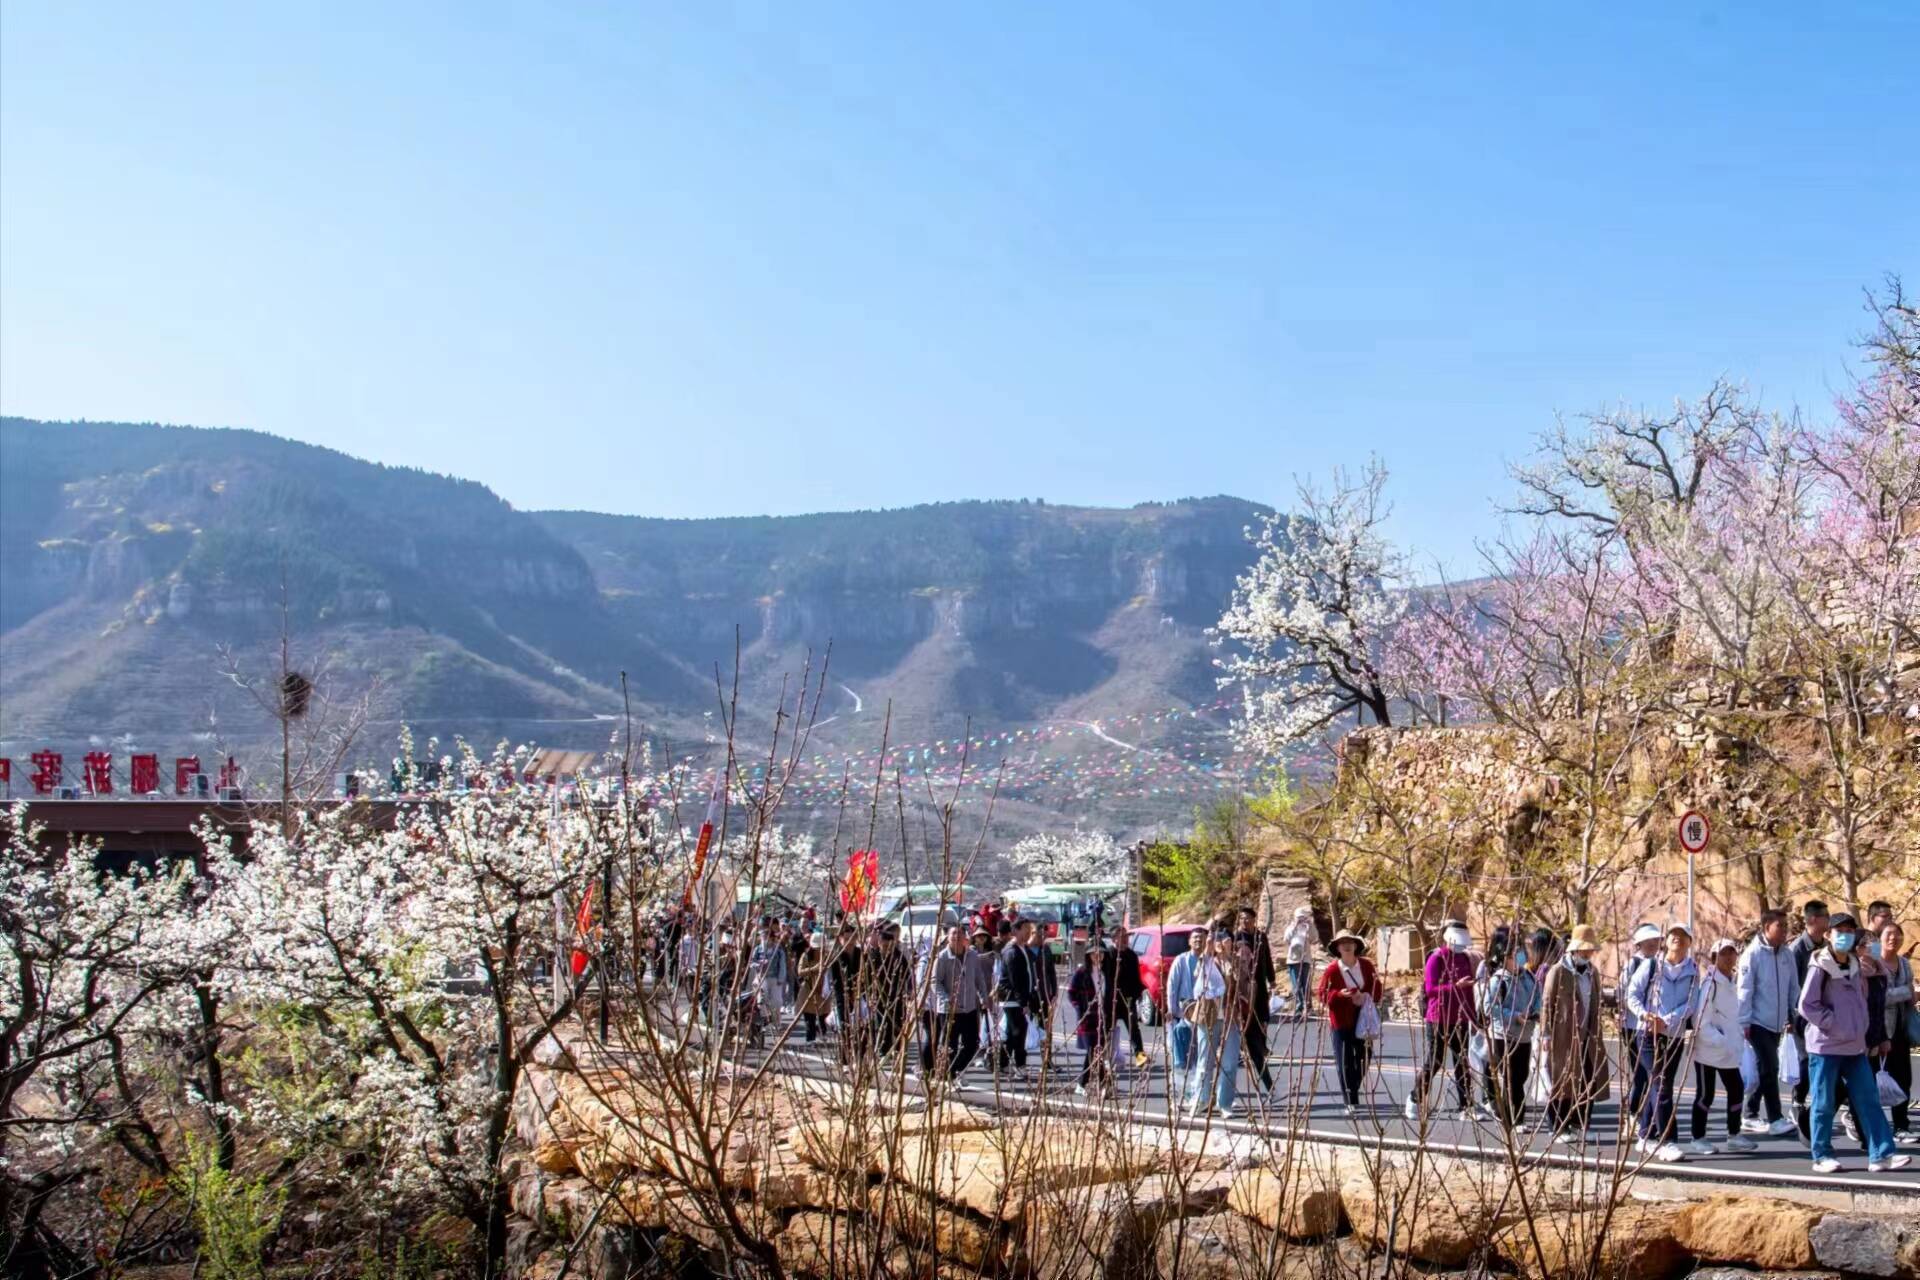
1529,1049 -> 1551,1104
1778,1041 -> 1802,1087
1025,1018 -> 1046,1054
1875,1068 -> 1906,1107
1468,1028 -> 1491,1076
1739,1043 -> 1760,1091
1354,999 -> 1382,1041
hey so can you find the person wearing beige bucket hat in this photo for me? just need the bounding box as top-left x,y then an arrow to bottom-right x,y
1315,929 -> 1382,1116
1540,924 -> 1610,1141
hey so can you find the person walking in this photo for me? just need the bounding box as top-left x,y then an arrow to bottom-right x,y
1626,923 -> 1698,1162
1109,925 -> 1149,1067
1234,907 -> 1278,1095
1069,942 -> 1117,1097
862,926 -> 913,1061
1876,921 -> 1915,1144
796,933 -> 832,1042
1479,929 -> 1541,1130
1164,924 -> 1209,1102
1798,912 -> 1911,1173
1618,922 -> 1664,1133
1789,900 -> 1832,1139
1409,920 -> 1477,1122
994,920 -> 1039,1076
1738,909 -> 1802,1136
923,926 -> 984,1080
1283,906 -> 1316,1019
1029,928 -> 1060,1066
1689,938 -> 1757,1154
1186,929 -> 1245,1118
1541,924 -> 1610,1142
1317,929 -> 1382,1115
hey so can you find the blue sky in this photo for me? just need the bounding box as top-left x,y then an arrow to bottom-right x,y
3,4 -> 1913,575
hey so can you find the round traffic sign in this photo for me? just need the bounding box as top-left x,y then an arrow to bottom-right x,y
1678,810 -> 1710,854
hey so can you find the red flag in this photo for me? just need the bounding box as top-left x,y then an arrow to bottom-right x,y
569,882 -> 596,977
679,778 -> 724,911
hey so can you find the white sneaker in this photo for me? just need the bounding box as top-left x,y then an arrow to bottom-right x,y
1404,1096 -> 1420,1122
1724,1134 -> 1759,1153
1073,1085 -> 1088,1097
1840,1111 -> 1860,1142
1767,1117 -> 1798,1137
1811,1157 -> 1844,1173
1457,1108 -> 1475,1123
1867,1155 -> 1913,1173
1343,1103 -> 1358,1118
1896,1131 -> 1920,1147
1473,1103 -> 1498,1121
1633,1138 -> 1654,1155
1552,1131 -> 1575,1145
1685,1139 -> 1716,1156
1185,1103 -> 1209,1119
1653,1143 -> 1685,1163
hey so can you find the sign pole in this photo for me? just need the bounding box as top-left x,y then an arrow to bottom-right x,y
1677,811 -> 1710,936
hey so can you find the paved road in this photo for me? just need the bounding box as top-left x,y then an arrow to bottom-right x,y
770,1009 -> 1920,1197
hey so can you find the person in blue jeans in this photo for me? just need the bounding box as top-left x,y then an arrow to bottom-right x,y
1798,912 -> 1912,1174
1625,923 -> 1698,1162
1185,929 -> 1245,1117
1163,924 -> 1210,1099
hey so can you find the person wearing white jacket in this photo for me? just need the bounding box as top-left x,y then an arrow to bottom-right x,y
1691,938 -> 1758,1154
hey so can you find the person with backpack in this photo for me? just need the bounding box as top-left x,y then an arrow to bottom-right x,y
1626,922 -> 1698,1162
1689,938 -> 1758,1154
1738,908 -> 1802,1135
1798,912 -> 1911,1173
1317,929 -> 1383,1115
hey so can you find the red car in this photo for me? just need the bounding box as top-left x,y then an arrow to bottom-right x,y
1126,923 -> 1205,1025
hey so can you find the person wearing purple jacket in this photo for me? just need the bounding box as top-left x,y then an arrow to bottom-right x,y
1407,920 -> 1478,1122
1798,912 -> 1911,1174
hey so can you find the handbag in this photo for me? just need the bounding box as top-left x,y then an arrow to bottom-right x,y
1468,1028 -> 1491,1076
1186,996 -> 1222,1028
1778,1040 -> 1802,1087
1354,999 -> 1383,1042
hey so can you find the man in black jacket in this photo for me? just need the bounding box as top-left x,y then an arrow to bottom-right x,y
829,924 -> 862,1054
1107,925 -> 1148,1066
996,921 -> 1038,1072
1236,906 -> 1278,1094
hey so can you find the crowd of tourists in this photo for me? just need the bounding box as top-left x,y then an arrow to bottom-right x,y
639,894 -> 1916,1176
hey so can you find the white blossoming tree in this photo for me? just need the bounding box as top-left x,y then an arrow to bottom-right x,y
1006,828 -> 1127,884
1214,459 -> 1411,753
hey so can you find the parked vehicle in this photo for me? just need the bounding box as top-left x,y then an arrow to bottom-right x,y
1127,923 -> 1205,1025
1003,883 -> 1126,957
871,883 -> 979,921
887,903 -> 965,951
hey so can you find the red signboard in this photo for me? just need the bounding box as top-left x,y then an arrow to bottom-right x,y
83,752 -> 113,795
30,751 -> 62,795
175,756 -> 203,794
130,753 -> 161,795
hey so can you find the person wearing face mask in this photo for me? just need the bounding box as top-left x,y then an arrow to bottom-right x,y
1788,900 -> 1832,1139
1408,920 -> 1477,1123
1626,923 -> 1698,1162
1541,924 -> 1610,1142
1798,912 -> 1910,1173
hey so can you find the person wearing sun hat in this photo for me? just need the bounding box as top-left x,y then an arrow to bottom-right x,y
1541,924 -> 1610,1142
1316,929 -> 1383,1115
1619,921 -> 1665,1131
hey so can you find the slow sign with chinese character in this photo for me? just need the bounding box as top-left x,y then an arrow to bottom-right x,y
1678,809 -> 1710,854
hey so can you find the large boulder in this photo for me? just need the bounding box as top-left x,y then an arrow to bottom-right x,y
1341,1173 -> 1505,1268
1016,1169 -> 1234,1280
1494,1201 -> 1687,1280
777,1211 -> 885,1280
868,1182 -> 1008,1271
1154,1212 -> 1319,1280
1810,1212 -> 1920,1280
1227,1167 -> 1345,1241
1673,1194 -> 1823,1270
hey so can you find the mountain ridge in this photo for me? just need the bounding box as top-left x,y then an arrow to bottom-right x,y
2,416 -> 1272,836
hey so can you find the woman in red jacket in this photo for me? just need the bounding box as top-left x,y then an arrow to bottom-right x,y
1317,930 -> 1384,1115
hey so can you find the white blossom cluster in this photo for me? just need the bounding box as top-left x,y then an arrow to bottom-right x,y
1006,827 -> 1127,884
